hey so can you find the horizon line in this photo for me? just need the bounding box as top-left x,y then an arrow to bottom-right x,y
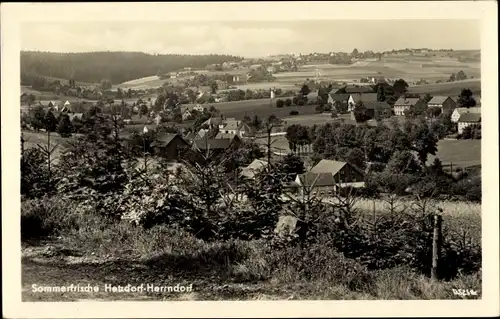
21,47 -> 481,57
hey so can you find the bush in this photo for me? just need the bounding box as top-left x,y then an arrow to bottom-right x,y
276,99 -> 284,108
266,235 -> 375,292
21,196 -> 95,241
21,148 -> 53,198
284,98 -> 292,107
289,110 -> 299,116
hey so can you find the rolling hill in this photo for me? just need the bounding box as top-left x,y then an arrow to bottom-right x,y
20,51 -> 243,86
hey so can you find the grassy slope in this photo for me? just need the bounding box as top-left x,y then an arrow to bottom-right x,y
22,250 -> 480,301
408,79 -> 481,97
428,139 -> 481,167
22,131 -> 75,163
112,52 -> 480,91
21,196 -> 481,301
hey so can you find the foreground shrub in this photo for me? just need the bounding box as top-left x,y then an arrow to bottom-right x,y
21,195 -> 95,241
264,235 -> 375,292
21,148 -> 53,198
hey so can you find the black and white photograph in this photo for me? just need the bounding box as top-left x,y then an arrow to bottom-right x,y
2,2 -> 498,318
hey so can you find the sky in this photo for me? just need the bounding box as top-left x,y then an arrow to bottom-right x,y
21,20 -> 480,58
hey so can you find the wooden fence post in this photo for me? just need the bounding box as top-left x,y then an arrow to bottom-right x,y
431,214 -> 443,281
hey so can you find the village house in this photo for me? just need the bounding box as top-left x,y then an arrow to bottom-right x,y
232,75 -> 241,83
181,108 -> 192,121
393,97 -> 423,116
451,107 -> 481,123
202,117 -> 224,129
215,80 -> 228,90
294,159 -> 365,196
67,113 -> 83,122
306,92 -> 320,105
427,96 -> 457,113
191,136 -> 242,160
54,100 -> 71,112
371,76 -> 387,84
155,114 -> 163,125
185,128 -> 211,142
334,85 -> 375,94
240,159 -> 268,179
348,93 -> 378,112
39,100 -> 59,109
218,118 -> 251,137
193,104 -> 205,112
457,113 -> 481,134
350,101 -> 392,121
156,133 -> 190,161
327,93 -> 350,112
267,66 -> 276,74
249,64 -> 263,71
196,92 -> 212,104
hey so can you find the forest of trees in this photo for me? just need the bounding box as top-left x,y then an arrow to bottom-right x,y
20,51 -> 243,85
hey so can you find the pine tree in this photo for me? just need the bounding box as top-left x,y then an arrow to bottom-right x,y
44,110 -> 58,132
57,114 -> 73,137
29,106 -> 46,131
377,85 -> 386,102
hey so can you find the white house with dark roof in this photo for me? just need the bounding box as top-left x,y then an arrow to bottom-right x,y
348,93 -> 378,111
457,113 -> 481,134
240,159 -> 268,179
202,117 -> 224,128
218,118 -> 251,137
306,92 -> 319,105
181,108 -> 192,121
451,107 -> 481,123
193,104 -> 205,112
428,96 -> 457,113
393,97 -> 423,116
294,159 -> 365,196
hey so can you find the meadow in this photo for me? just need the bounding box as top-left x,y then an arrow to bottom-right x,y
185,99 -> 318,120
22,131 -> 75,164
407,79 -> 481,97
111,51 -> 480,94
427,139 -> 481,168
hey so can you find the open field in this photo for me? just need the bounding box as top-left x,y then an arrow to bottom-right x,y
407,79 -> 481,97
280,113 -> 345,127
353,198 -> 481,217
113,52 -> 480,92
115,75 -> 165,90
185,99 -> 318,120
427,139 -> 481,168
22,131 -> 75,163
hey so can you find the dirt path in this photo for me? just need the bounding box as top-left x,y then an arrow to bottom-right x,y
22,243 -> 332,301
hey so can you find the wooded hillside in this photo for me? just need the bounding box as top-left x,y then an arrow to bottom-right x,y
21,51 -> 243,85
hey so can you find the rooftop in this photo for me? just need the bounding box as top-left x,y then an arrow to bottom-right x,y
192,138 -> 232,150
428,96 -> 451,105
310,159 -> 347,175
297,172 -> 336,187
240,159 -> 268,178
364,101 -> 391,110
454,107 -> 481,115
351,93 -> 378,104
394,97 -> 422,106
458,113 -> 481,123
328,93 -> 350,101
